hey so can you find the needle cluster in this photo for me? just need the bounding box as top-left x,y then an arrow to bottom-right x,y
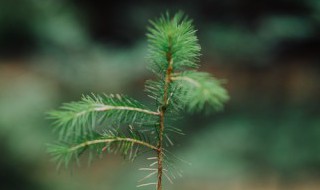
47,12 -> 229,190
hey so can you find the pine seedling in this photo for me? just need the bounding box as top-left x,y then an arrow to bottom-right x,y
47,12 -> 229,190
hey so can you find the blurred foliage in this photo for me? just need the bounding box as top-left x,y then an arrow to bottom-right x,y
31,43 -> 149,94
202,15 -> 313,63
179,107 -> 320,180
0,71 -> 58,189
0,0 -> 319,189
1,0 -> 320,64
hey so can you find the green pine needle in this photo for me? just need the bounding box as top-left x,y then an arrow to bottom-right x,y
147,11 -> 201,75
47,12 -> 229,189
47,126 -> 157,169
48,94 -> 159,141
171,71 -> 229,112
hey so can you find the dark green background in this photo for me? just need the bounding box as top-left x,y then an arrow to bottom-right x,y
0,0 -> 319,189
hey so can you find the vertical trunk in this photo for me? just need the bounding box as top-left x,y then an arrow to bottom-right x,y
157,111 -> 164,190
157,38 -> 173,190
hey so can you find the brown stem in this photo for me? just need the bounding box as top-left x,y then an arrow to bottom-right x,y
157,111 -> 164,190
69,137 -> 158,152
157,36 -> 173,190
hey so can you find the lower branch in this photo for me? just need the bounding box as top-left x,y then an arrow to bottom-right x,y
69,137 -> 158,152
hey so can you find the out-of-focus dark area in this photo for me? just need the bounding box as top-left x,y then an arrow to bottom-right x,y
0,0 -> 319,189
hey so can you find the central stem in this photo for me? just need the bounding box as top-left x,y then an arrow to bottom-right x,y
157,110 -> 164,190
157,36 -> 173,190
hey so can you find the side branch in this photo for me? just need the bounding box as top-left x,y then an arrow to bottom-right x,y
171,76 -> 200,87
71,105 -> 160,122
94,105 -> 160,115
69,137 -> 158,152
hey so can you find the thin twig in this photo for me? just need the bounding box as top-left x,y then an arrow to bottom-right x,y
69,138 -> 158,152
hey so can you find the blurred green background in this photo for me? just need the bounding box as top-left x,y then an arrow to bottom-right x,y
0,0 -> 319,189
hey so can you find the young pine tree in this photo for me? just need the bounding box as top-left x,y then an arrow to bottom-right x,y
47,12 -> 229,190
